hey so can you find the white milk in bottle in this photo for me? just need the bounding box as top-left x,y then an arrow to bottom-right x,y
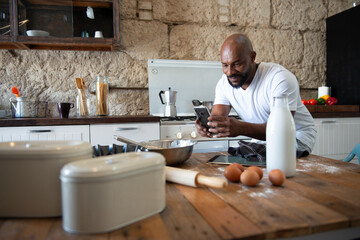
266,95 -> 296,177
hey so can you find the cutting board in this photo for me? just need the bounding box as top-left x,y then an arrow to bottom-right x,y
306,105 -> 359,113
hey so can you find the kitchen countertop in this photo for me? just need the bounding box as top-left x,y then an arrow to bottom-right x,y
0,115 -> 161,127
0,111 -> 360,127
310,112 -> 360,118
1,152 -> 359,239
0,105 -> 359,127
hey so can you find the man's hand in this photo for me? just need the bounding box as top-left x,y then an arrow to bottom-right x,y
207,115 -> 239,138
208,115 -> 267,140
195,118 -> 213,138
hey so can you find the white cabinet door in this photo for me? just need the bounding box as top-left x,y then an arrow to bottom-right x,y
90,123 -> 160,146
0,125 -> 90,142
312,118 -> 360,161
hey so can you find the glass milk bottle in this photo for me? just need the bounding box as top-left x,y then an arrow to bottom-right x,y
96,76 -> 109,116
266,95 -> 296,177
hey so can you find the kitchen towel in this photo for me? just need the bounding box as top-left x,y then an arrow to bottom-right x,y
228,140 -> 309,161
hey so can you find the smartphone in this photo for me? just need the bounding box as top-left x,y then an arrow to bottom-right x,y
207,155 -> 266,167
194,106 -> 211,129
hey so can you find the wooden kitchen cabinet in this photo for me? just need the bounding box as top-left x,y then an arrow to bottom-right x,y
0,0 -> 120,51
312,117 -> 360,162
0,125 -> 90,142
90,123 -> 160,146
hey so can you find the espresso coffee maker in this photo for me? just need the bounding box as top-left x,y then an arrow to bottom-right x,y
159,88 -> 177,117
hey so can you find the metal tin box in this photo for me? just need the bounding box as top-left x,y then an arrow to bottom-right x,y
0,141 -> 93,217
60,152 -> 166,234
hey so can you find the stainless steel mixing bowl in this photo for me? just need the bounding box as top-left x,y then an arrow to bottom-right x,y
114,136 -> 197,166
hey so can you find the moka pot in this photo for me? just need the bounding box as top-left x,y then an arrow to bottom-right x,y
159,88 -> 177,117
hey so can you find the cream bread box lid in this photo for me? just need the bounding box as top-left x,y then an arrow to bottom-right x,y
0,141 -> 93,160
60,152 -> 165,181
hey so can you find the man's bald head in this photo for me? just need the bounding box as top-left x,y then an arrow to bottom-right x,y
221,34 -> 254,60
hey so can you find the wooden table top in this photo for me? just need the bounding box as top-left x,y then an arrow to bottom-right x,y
1,152 -> 360,239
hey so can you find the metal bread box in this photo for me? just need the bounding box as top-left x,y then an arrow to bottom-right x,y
0,141 -> 93,217
60,152 -> 166,234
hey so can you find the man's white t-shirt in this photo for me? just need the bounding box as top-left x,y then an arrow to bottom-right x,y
214,62 -> 316,152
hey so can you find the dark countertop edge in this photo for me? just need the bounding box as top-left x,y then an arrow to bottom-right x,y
0,115 -> 161,127
1,113 -> 359,127
310,112 -> 360,118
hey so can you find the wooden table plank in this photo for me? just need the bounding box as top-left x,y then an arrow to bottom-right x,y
179,157 -> 310,239
0,218 -> 54,240
109,214 -> 171,240
289,171 -> 360,206
181,153 -> 357,238
176,184 -> 264,240
46,218 -> 109,240
249,182 -> 349,233
301,155 -> 360,173
284,177 -> 360,227
297,158 -> 360,186
160,183 -> 220,240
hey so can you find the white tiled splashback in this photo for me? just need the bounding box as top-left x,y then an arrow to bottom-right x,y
148,59 -> 223,116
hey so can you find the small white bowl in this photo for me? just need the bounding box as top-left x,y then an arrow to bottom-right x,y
26,30 -> 50,37
94,31 -> 103,38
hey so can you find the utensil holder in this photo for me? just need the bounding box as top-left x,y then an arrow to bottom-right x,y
10,100 -> 47,118
76,89 -> 90,116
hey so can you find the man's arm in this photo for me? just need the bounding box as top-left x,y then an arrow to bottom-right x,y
208,116 -> 267,140
210,104 -> 231,116
207,109 -> 296,140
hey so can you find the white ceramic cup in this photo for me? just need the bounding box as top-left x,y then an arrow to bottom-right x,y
94,31 -> 103,38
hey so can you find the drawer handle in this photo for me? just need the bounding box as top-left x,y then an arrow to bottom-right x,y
115,127 -> 138,131
321,120 -> 337,124
29,130 -> 53,133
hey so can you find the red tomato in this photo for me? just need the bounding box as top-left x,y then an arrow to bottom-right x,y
302,99 -> 309,105
309,99 -> 317,105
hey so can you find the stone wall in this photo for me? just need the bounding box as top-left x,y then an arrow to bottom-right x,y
0,0 -> 354,117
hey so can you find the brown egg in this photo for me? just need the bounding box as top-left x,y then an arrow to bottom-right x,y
231,163 -> 245,172
224,164 -> 243,182
268,169 -> 286,186
246,166 -> 263,180
240,170 -> 260,186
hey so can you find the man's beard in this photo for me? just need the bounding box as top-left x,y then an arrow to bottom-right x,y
227,71 -> 250,89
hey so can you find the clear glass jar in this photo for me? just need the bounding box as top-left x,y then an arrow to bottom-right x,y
96,76 -> 109,116
76,95 -> 92,117
76,89 -> 90,116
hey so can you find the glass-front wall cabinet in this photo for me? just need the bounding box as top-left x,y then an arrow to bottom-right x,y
0,0 -> 10,40
0,0 -> 119,51
17,0 -> 74,38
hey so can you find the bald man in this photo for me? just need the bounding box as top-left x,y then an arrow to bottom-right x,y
195,34 -> 316,154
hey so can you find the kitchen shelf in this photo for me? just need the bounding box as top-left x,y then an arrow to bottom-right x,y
0,0 -> 120,51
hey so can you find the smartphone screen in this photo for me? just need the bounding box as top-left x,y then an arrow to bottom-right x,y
194,106 -> 211,129
207,155 -> 266,167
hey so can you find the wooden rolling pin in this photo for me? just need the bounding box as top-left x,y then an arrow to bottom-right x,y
165,166 -> 228,189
